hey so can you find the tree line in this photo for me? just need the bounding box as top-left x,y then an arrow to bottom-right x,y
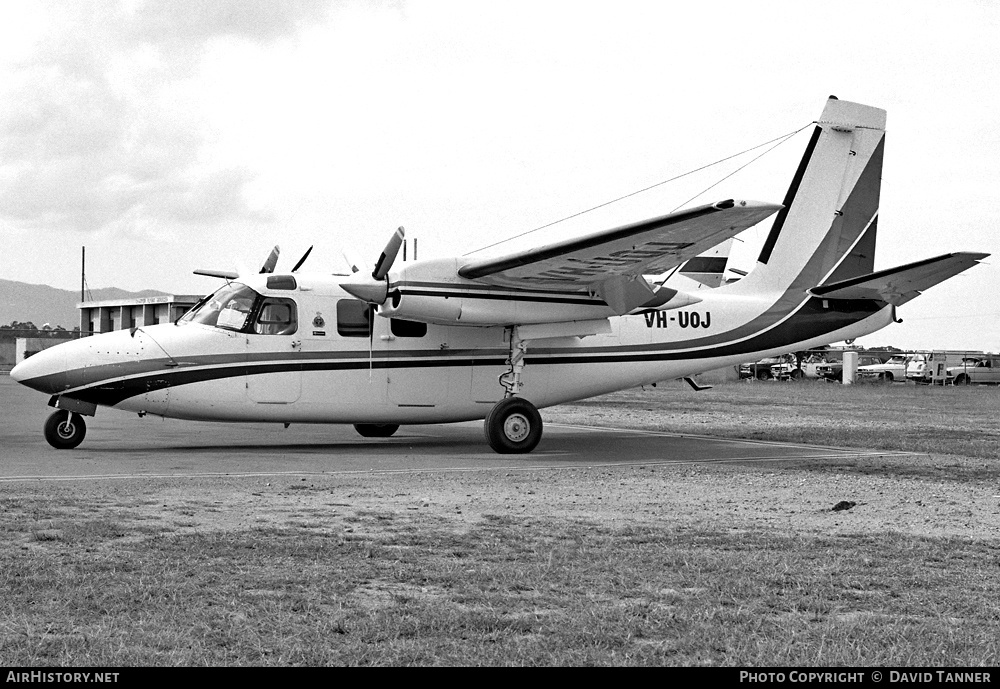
0,321 -> 80,341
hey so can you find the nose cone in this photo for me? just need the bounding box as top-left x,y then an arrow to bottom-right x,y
10,342 -> 70,395
340,275 -> 388,305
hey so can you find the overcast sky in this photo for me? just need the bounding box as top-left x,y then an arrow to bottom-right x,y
1,0 -> 997,351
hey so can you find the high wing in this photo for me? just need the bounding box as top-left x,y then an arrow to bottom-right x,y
810,252 -> 989,306
457,199 -> 780,313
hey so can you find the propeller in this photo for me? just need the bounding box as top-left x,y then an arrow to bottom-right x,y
259,246 -> 281,274
340,226 -> 405,305
292,246 -> 313,272
373,227 -> 405,281
343,250 -> 370,275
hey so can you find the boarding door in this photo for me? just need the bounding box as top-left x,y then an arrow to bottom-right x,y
245,297 -> 302,404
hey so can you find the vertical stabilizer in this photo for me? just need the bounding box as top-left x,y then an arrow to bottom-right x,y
737,97 -> 886,295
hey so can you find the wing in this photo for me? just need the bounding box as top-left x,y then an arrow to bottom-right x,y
810,252 -> 989,306
457,199 -> 780,313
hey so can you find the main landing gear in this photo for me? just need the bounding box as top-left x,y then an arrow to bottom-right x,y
353,423 -> 400,438
484,326 -> 543,454
44,410 -> 87,450
484,396 -> 542,454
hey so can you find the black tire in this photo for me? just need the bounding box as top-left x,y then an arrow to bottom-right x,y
755,368 -> 770,381
789,368 -> 804,380
44,410 -> 87,450
883,372 -> 894,383
953,374 -> 969,386
484,397 -> 543,454
353,423 -> 400,438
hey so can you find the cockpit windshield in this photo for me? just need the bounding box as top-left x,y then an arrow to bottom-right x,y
178,282 -> 297,336
179,282 -> 258,331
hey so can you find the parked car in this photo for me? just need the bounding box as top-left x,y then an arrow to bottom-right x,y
856,354 -> 911,383
770,360 -> 804,380
740,354 -> 795,380
770,353 -> 827,380
815,355 -> 884,382
950,356 -> 1000,385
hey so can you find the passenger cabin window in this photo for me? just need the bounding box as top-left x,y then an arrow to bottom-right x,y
266,275 -> 296,290
337,299 -> 374,337
254,298 -> 297,335
390,318 -> 427,337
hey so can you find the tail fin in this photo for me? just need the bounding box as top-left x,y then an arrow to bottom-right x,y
736,97 -> 886,295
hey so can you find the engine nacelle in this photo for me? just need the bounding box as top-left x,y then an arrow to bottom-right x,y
376,257 -> 703,326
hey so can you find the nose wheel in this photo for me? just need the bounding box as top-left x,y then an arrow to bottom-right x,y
484,397 -> 542,454
44,410 -> 87,449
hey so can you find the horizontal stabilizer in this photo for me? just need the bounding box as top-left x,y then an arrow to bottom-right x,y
809,252 -> 989,306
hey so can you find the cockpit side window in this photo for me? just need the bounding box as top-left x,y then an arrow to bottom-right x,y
337,299 -> 374,337
254,298 -> 297,335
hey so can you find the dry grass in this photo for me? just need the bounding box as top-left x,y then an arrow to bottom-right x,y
548,380 -> 1000,460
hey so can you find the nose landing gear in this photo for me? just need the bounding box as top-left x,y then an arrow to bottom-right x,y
44,410 -> 87,450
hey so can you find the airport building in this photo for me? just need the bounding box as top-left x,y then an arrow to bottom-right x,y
78,294 -> 202,335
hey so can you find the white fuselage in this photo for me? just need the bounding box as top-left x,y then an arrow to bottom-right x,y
12,272 -> 894,426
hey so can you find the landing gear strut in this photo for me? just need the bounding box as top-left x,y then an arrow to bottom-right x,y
485,326 -> 543,454
44,410 -> 87,449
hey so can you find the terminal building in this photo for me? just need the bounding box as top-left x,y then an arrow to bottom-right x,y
78,294 -> 202,335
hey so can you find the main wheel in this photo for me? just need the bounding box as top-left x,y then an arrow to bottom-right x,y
353,423 -> 400,438
953,374 -> 969,386
484,397 -> 542,454
44,410 -> 87,450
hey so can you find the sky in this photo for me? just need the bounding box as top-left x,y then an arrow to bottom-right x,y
0,0 -> 998,352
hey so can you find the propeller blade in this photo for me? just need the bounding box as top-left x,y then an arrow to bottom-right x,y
193,269 -> 239,280
343,250 -> 370,275
372,227 -> 405,281
291,246 -> 313,272
259,245 -> 280,274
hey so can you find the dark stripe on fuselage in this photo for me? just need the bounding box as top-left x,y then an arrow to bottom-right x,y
53,296 -> 882,408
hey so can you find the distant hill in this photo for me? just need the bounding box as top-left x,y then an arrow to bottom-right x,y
0,279 -> 168,330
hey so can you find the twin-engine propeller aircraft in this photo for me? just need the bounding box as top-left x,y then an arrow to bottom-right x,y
12,97 -> 988,453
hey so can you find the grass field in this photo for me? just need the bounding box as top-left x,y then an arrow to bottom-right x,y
2,380 -> 999,666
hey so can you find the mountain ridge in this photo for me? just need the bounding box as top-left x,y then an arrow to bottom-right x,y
0,279 -> 169,330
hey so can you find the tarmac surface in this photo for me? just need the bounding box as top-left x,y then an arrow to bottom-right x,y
0,375 -> 889,483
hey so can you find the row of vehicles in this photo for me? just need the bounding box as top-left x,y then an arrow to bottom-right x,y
739,351 -> 1000,385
